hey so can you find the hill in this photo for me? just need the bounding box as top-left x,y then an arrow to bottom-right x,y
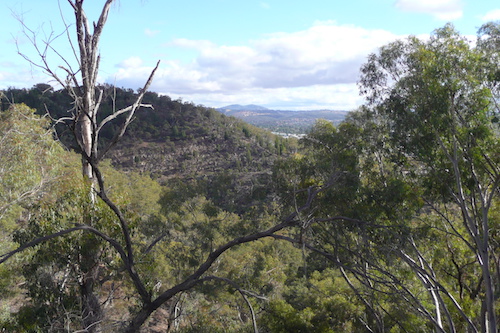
218,104 -> 349,134
1,85 -> 296,212
218,104 -> 269,111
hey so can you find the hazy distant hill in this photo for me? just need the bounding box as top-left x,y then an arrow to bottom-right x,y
219,104 -> 270,111
218,104 -> 349,134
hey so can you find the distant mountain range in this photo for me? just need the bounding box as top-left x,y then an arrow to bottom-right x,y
219,104 -> 270,111
217,104 -> 349,134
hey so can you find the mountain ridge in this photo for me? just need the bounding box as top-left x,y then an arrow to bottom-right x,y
1,85 -> 297,213
217,104 -> 349,134
219,104 -> 270,111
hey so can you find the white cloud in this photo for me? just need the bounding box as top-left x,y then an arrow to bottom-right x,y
109,22 -> 401,110
117,56 -> 143,69
165,84 -> 363,111
481,9 -> 500,22
0,57 -> 57,89
0,68 -> 49,90
395,0 -> 463,21
170,38 -> 214,50
144,28 -> 161,37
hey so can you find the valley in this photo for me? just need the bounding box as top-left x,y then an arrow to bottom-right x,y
218,104 -> 349,134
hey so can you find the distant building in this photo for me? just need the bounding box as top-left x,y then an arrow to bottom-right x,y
272,132 -> 306,139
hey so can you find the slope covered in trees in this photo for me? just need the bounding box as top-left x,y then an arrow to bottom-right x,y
2,85 -> 291,177
0,3 -> 499,331
1,85 -> 295,213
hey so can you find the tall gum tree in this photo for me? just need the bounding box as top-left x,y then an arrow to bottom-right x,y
359,23 -> 499,333
14,0 -> 159,331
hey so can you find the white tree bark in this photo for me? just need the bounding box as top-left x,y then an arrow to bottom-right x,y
16,1 -> 159,331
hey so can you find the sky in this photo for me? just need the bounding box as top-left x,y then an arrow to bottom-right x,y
1,0 -> 500,111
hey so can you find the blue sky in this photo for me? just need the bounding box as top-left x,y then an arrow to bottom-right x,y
1,0 -> 499,110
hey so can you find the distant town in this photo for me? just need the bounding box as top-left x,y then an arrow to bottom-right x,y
217,104 -> 349,134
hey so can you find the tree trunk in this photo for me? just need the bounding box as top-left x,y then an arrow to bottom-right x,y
479,244 -> 496,333
81,270 -> 103,333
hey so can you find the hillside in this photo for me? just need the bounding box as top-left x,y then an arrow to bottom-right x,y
218,104 -> 270,111
218,104 -> 349,133
1,85 -> 296,212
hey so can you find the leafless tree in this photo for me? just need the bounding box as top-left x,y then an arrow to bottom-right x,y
14,1 -> 160,330
2,3 -> 332,332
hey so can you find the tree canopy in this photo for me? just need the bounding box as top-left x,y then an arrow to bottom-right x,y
1,7 -> 499,333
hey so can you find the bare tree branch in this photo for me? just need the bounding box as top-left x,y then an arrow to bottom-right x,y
96,60 -> 160,161
201,276 -> 262,333
124,184 -> 325,332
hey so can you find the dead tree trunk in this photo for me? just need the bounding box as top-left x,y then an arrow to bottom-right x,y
16,1 -> 158,331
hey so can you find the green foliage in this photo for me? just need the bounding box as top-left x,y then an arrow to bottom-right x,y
0,104 -> 76,330
12,183 -> 105,330
275,114 -> 421,222
266,23 -> 500,333
2,86 -> 293,220
1,150 -> 165,330
0,104 -> 68,224
260,269 -> 366,333
269,23 -> 498,332
3,23 -> 499,333
360,24 -> 499,199
148,195 -> 242,283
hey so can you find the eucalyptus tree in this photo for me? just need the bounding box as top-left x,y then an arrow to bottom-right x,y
0,103 -> 72,329
272,112 -> 431,332
359,23 -> 500,333
270,23 -> 500,333
0,104 -> 66,222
